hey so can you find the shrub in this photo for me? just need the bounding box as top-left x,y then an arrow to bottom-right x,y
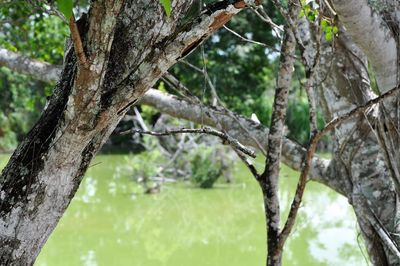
190,145 -> 223,189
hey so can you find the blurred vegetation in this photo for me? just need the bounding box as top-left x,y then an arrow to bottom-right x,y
190,144 -> 224,188
0,1 -> 67,150
124,135 -> 231,190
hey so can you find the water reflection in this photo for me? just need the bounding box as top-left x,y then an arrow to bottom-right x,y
81,250 -> 97,266
0,154 -> 364,266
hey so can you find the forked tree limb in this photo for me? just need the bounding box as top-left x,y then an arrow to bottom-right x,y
260,1 -> 299,263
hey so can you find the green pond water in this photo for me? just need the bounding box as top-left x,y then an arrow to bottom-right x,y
0,154 -> 368,265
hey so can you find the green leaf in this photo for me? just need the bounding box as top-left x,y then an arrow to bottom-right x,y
56,0 -> 73,19
325,31 -> 333,41
307,12 -> 316,22
160,0 -> 172,17
320,19 -> 328,30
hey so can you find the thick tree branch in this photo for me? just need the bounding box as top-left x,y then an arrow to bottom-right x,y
0,48 -> 62,83
0,48 -> 331,190
331,0 -> 398,91
0,2 -> 257,262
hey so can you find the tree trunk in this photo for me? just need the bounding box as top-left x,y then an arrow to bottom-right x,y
315,2 -> 400,262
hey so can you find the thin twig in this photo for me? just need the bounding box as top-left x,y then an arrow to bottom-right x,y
270,0 -> 307,53
251,6 -> 283,38
321,0 -> 337,16
223,25 -> 283,54
133,107 -> 149,131
162,70 -> 267,158
233,149 -> 261,181
180,60 -> 204,73
69,14 -> 89,69
120,127 -> 256,158
27,1 -> 68,23
162,72 -> 201,104
180,59 -> 269,155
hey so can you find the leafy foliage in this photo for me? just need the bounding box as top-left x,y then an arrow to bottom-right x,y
170,3 -> 283,125
299,0 -> 338,41
190,145 -> 223,189
299,3 -> 318,22
320,18 -> 338,41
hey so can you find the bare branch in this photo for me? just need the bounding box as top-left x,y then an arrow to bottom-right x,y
120,127 -> 257,158
180,59 -> 269,155
250,6 -> 283,38
234,149 -> 261,181
259,1 -> 300,263
161,72 -> 201,104
223,25 -> 283,53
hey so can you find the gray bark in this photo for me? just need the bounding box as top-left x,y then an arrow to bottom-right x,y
260,2 -> 298,263
314,0 -> 400,263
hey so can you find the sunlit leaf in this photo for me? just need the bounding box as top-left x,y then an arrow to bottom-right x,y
160,0 -> 172,17
325,31 -> 333,41
56,0 -> 73,19
320,19 -> 328,30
